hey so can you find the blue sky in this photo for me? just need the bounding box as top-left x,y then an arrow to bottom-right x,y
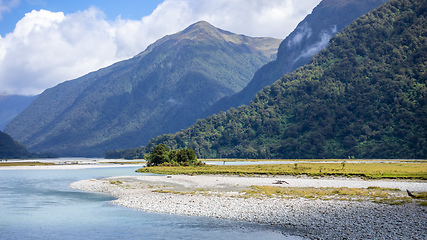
0,0 -> 321,95
0,0 -> 164,35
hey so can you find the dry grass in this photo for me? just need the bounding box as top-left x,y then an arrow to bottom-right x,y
109,180 -> 123,185
0,162 -> 56,167
137,161 -> 427,180
241,186 -> 415,205
145,183 -> 423,206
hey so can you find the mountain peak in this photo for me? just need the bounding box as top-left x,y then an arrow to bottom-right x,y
181,20 -> 216,34
4,21 -> 281,157
178,20 -> 229,41
139,0 -> 427,160
143,20 -> 281,59
190,20 -> 214,28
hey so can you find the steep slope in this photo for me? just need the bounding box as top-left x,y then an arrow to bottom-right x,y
5,21 -> 281,157
134,0 -> 427,159
0,131 -> 31,159
204,0 -> 389,116
0,94 -> 37,130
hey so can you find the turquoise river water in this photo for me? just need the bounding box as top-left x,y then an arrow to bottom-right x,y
0,165 -> 303,239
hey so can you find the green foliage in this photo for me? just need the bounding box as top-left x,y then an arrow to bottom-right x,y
145,144 -> 170,166
144,144 -> 199,166
205,0 -> 389,117
133,0 -> 427,160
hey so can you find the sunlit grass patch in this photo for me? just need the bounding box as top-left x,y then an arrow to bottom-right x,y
109,180 -> 123,185
152,188 -> 211,196
0,162 -> 56,167
152,189 -> 185,194
241,185 -> 421,205
137,161 -> 427,180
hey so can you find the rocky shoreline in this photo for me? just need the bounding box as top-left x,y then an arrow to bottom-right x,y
70,175 -> 427,239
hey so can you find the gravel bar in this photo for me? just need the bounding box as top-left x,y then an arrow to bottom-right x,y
70,175 -> 427,239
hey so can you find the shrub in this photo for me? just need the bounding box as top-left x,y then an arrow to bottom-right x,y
145,144 -> 199,166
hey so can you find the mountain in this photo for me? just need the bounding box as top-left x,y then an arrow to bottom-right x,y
0,94 -> 37,130
0,131 -> 31,159
4,21 -> 281,157
128,0 -> 427,159
204,0 -> 390,117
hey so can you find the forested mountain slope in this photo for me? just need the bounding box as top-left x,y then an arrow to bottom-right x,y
125,0 -> 426,159
0,131 -> 31,159
5,21 -> 281,157
204,0 -> 389,117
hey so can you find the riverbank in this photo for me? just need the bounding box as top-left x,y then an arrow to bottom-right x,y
0,158 -> 145,170
70,175 -> 427,239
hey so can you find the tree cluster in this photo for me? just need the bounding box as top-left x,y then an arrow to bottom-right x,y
144,144 -> 199,166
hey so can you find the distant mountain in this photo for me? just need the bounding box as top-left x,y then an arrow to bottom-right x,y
0,95 -> 37,130
0,131 -> 31,159
129,0 -> 427,159
5,21 -> 281,157
204,0 -> 389,116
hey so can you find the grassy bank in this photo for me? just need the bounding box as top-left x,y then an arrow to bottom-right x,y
0,162 -> 56,167
137,161 -> 427,180
152,185 -> 425,206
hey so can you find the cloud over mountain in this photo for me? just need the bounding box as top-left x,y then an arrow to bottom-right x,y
0,0 -> 320,95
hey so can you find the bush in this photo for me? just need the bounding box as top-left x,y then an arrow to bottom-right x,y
145,144 -> 199,166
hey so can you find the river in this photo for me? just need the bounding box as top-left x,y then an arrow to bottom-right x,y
0,164 -> 302,239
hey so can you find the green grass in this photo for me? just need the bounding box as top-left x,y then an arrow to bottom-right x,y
137,161 -> 427,180
0,162 -> 56,167
201,158 -> 427,163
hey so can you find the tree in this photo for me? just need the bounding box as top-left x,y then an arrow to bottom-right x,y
176,148 -> 197,164
145,144 -> 170,166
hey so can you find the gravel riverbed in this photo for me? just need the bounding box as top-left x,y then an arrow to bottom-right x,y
70,175 -> 427,239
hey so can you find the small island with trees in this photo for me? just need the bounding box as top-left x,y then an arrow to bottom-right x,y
144,144 -> 202,166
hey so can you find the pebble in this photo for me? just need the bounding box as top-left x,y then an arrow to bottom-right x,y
70,177 -> 427,240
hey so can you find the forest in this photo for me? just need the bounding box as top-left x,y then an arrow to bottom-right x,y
106,0 -> 426,160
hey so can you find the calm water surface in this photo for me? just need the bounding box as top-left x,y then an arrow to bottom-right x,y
0,166 -> 303,239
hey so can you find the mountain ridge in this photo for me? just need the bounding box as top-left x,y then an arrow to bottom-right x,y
5,21 -> 281,157
0,131 -> 31,159
203,0 -> 389,117
124,0 -> 426,159
0,94 -> 37,130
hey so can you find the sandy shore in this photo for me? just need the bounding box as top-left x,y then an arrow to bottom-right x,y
71,175 -> 427,239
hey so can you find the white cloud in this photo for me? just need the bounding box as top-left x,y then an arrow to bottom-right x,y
287,22 -> 312,48
0,0 -> 321,95
293,25 -> 338,63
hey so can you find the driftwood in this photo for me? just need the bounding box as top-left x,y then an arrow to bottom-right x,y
273,180 -> 289,185
406,189 -> 418,198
